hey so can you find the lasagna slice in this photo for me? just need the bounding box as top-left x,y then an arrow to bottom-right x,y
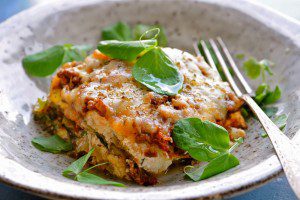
34,48 -> 246,185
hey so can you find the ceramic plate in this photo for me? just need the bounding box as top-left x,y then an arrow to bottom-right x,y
0,0 -> 299,199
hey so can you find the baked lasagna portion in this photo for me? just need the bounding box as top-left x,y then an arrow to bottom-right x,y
34,48 -> 247,185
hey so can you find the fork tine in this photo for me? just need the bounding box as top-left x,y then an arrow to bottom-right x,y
208,39 -> 243,97
216,37 -> 253,94
198,40 -> 219,72
193,41 -> 201,57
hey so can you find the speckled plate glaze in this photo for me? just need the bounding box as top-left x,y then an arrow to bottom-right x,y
0,0 -> 299,199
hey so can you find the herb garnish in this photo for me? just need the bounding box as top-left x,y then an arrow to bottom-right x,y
98,28 -> 182,95
102,22 -> 168,46
133,24 -> 168,46
173,118 -> 243,181
184,138 -> 243,181
242,58 -> 281,105
262,106 -> 278,118
102,22 -> 132,41
31,135 -> 72,153
63,148 -> 125,187
172,118 -> 230,161
132,47 -> 183,95
261,114 -> 288,138
239,56 -> 286,137
22,44 -> 92,77
97,39 -> 156,61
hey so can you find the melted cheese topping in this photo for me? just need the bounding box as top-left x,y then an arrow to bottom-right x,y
49,48 -> 242,175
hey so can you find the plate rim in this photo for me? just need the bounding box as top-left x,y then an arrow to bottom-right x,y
0,0 -> 299,199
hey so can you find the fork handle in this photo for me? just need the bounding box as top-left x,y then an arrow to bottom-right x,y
242,94 -> 300,198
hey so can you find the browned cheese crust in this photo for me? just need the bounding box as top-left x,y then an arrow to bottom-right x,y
35,48 -> 247,185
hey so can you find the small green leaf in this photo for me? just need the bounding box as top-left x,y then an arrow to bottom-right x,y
133,47 -> 183,95
62,148 -> 125,187
263,86 -> 281,104
76,171 -> 125,187
185,153 -> 239,181
242,58 -> 261,79
63,148 -> 94,177
133,24 -> 168,46
260,59 -> 274,76
31,135 -> 72,153
262,106 -> 278,117
97,39 -> 156,61
235,54 -> 245,60
261,114 -> 288,137
229,137 -> 244,153
22,45 -> 65,77
241,107 -> 250,118
63,44 -> 93,63
274,114 -> 288,130
172,118 -> 230,161
255,83 -> 269,103
102,22 -> 132,41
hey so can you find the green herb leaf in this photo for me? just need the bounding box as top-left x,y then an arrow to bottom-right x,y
229,137 -> 244,153
22,45 -> 65,77
255,83 -> 269,103
260,59 -> 274,76
172,118 -> 230,161
31,135 -> 72,153
262,106 -> 278,117
133,47 -> 183,95
242,58 -> 261,79
235,54 -> 245,60
62,148 -> 124,187
102,22 -> 132,41
76,171 -> 125,187
185,153 -> 239,181
133,24 -> 168,46
97,39 -> 156,61
63,148 -> 94,177
63,44 -> 93,63
261,114 -> 288,138
274,114 -> 288,129
184,138 -> 242,181
23,44 -> 92,77
263,86 -> 281,105
241,107 -> 250,118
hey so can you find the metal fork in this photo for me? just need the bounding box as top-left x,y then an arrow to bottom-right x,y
194,38 -> 300,198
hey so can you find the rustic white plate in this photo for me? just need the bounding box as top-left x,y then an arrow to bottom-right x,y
0,0 -> 299,199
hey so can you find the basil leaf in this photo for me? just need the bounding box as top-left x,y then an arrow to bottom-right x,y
63,44 -> 93,63
76,171 -> 125,187
97,39 -> 156,61
133,47 -> 183,95
261,114 -> 288,138
31,135 -> 72,153
22,45 -> 65,77
242,58 -> 261,79
172,118 -> 230,161
102,22 -> 132,41
263,86 -> 281,104
185,153 -> 239,181
274,114 -> 288,129
255,83 -> 269,103
260,59 -> 274,76
63,148 -> 94,177
262,106 -> 278,117
133,24 -> 168,46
